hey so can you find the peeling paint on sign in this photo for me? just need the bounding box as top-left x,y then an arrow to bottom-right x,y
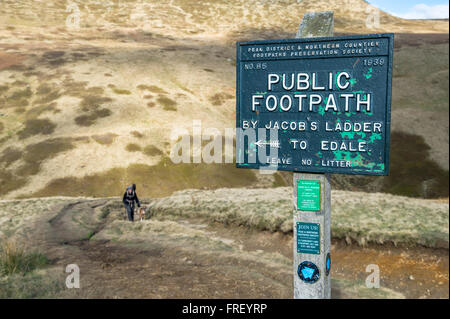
236,34 -> 393,175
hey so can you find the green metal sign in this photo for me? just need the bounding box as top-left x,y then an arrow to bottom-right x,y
236,34 -> 393,175
297,180 -> 321,211
297,222 -> 321,254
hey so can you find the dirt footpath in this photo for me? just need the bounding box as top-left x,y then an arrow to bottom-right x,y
13,199 -> 449,298
205,221 -> 449,299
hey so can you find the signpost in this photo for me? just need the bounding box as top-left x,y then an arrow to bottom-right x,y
235,12 -> 393,298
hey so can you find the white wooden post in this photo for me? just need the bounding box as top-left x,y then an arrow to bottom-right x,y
293,11 -> 334,299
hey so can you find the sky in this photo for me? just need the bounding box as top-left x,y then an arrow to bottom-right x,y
368,0 -> 449,19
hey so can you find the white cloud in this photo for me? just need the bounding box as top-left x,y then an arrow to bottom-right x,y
392,3 -> 449,19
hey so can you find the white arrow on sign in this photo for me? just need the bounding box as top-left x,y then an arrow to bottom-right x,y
255,140 -> 280,148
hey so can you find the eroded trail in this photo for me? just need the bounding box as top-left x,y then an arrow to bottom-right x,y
30,200 -> 291,298
202,221 -> 448,299
12,198 -> 449,298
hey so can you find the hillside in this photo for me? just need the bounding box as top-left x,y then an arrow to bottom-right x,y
0,0 -> 448,199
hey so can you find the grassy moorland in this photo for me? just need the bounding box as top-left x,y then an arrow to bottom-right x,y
147,187 -> 449,248
0,0 -> 448,199
0,0 -> 448,300
3,193 -> 442,298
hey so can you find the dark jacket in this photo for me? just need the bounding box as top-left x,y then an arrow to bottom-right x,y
122,185 -> 140,207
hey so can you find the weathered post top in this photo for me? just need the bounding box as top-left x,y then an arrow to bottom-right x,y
297,11 -> 334,38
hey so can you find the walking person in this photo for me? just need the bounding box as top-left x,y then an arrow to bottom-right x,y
122,184 -> 141,222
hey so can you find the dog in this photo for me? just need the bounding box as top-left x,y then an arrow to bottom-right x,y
137,206 -> 147,221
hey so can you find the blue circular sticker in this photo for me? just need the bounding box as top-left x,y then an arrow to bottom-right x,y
325,253 -> 331,276
297,261 -> 320,284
